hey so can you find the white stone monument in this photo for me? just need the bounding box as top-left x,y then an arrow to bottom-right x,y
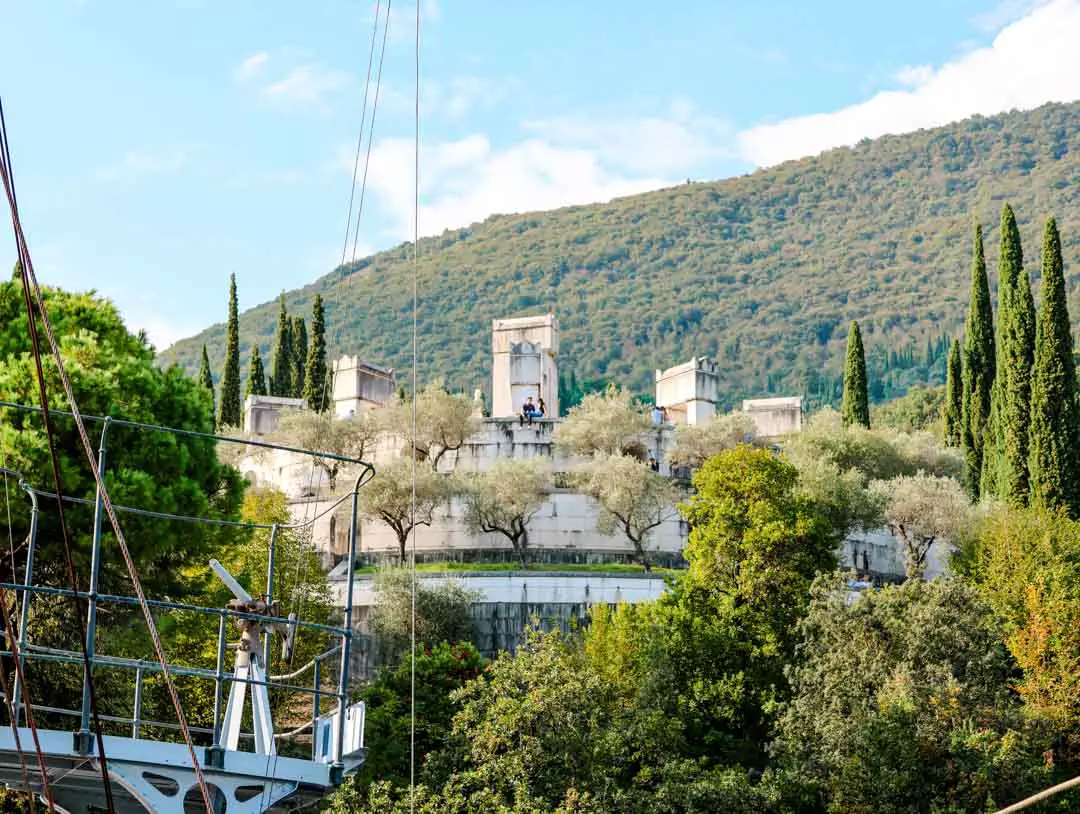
491,314 -> 559,419
742,396 -> 803,437
243,394 -> 307,435
654,357 -> 720,425
332,355 -> 396,418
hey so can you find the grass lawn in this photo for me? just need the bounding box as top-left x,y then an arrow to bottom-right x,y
355,561 -> 684,576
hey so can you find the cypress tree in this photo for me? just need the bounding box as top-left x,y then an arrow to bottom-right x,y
944,338 -> 963,446
981,380 -> 1004,498
197,343 -> 215,423
245,345 -> 268,399
269,294 -> 293,397
291,315 -> 308,398
961,224 -> 996,500
997,203 -> 1036,507
1028,217 -> 1080,515
841,320 -> 870,428
217,274 -> 242,430
197,344 -> 214,392
303,294 -> 329,412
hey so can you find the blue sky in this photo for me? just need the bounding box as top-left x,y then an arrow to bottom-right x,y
1,0 -> 1078,348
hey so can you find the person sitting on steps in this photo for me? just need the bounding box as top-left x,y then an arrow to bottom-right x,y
537,397 -> 546,418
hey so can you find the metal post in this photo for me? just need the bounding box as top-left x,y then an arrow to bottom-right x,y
332,478 -> 361,770
262,524 -> 278,669
212,611 -> 227,748
311,657 -> 321,761
79,419 -> 110,748
131,668 -> 143,738
11,481 -> 38,726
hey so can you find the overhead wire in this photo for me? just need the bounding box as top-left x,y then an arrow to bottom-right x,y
409,0 -> 421,808
0,101 -> 215,814
0,98 -> 111,813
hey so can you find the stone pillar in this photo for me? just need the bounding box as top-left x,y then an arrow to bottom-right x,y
491,314 -> 559,418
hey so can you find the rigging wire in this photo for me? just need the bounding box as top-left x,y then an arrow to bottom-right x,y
0,98 -> 115,814
339,0 -> 385,270
0,595 -> 56,812
348,1 -> 393,265
0,444 -> 33,811
0,103 -> 215,814
409,0 -> 421,809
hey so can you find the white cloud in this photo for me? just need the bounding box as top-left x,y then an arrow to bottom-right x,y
94,145 -> 202,181
737,0 -> 1080,167
363,134 -> 670,241
972,0 -> 1053,31
893,64 -> 933,87
261,65 -> 352,108
524,102 -> 732,175
233,52 -> 353,111
233,51 -> 268,81
340,102 -> 731,241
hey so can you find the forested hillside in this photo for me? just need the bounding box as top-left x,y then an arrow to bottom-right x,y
162,101 -> 1080,411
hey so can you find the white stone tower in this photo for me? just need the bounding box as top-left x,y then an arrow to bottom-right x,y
491,314 -> 559,418
332,355 -> 396,418
654,356 -> 720,425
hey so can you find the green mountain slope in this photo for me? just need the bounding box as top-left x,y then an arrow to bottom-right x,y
160,101 -> 1080,411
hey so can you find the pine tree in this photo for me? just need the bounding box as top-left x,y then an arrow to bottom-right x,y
841,320 -> 870,428
1028,217 -> 1080,515
269,295 -> 293,397
997,203 -> 1036,507
291,315 -> 308,398
217,274 -> 242,430
961,224 -> 996,500
944,338 -> 963,446
245,345 -> 268,399
303,294 -> 329,412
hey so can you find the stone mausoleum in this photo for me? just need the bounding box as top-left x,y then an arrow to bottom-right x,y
237,313 -> 943,671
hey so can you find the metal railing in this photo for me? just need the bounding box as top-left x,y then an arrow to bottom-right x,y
0,399 -> 375,768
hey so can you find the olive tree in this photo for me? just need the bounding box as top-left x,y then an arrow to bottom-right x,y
274,409 -> 380,492
382,383 -> 479,468
460,458 -> 551,566
668,411 -> 758,469
869,473 -> 972,579
358,458 -> 449,564
572,453 -> 678,570
553,384 -> 653,459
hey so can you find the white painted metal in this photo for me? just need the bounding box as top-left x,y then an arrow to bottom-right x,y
210,559 -> 253,603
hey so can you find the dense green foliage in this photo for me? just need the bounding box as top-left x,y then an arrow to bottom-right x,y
961,223 -> 996,499
1028,217 -> 1080,515
244,344 -> 267,397
775,576 -> 1057,812
944,338 -> 962,445
218,272 -> 241,428
303,293 -> 328,411
870,384 -> 944,435
165,102 -> 1080,410
841,320 -> 869,428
